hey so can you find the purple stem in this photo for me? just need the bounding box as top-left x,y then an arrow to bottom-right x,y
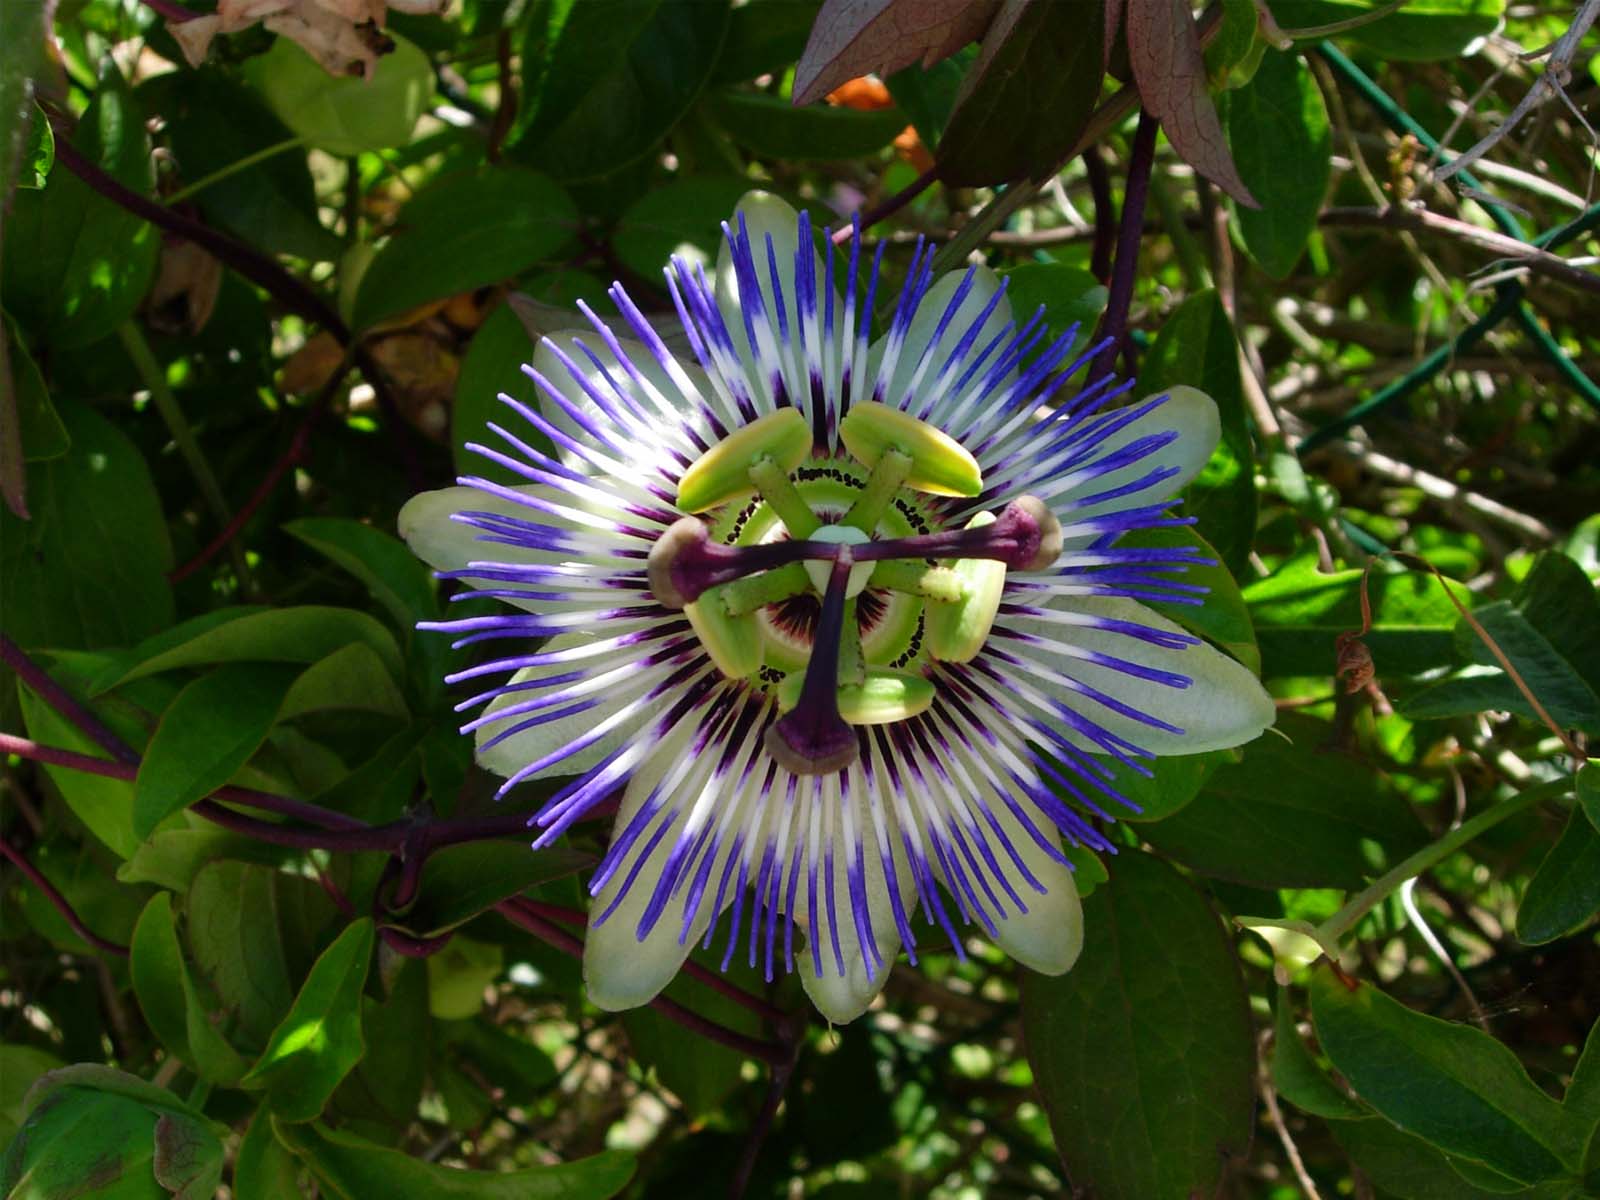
1083,145 -> 1115,283
139,0 -> 200,21
0,836 -> 130,957
1088,110 -> 1160,387
832,167 -> 937,245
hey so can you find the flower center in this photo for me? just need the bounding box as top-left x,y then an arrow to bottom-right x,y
646,404 -> 1061,773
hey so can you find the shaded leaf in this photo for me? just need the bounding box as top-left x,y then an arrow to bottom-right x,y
395,840 -> 590,938
705,89 -> 908,159
235,1108 -> 302,1200
117,825 -> 288,892
1125,0 -> 1255,205
1022,851 -> 1254,1199
186,861 -> 296,1050
1310,963 -> 1588,1183
793,0 -> 997,105
994,263 -> 1106,363
352,166 -> 578,332
937,0 -> 1105,186
451,302 -> 547,490
1268,0 -> 1504,62
1331,1118 -> 1550,1200
1272,986 -> 1366,1119
613,176 -> 757,281
130,892 -> 198,1068
715,0 -> 821,83
275,1118 -> 635,1198
245,918 -> 375,1122
280,642 -> 410,722
1517,808 -> 1600,945
246,34 -> 431,157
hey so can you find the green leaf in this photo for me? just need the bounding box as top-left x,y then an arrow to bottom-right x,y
140,69 -> 339,262
1225,50 -> 1329,278
705,89 -> 907,160
1331,1118 -> 1551,1200
623,947 -> 765,1116
513,0 -> 730,181
245,918 -> 375,1123
130,892 -> 197,1068
427,936 -> 503,1020
0,1044 -> 63,1146
1272,986 -> 1366,1118
936,0 -> 1105,185
395,841 -> 590,938
451,302 -> 548,490
1101,747 -> 1228,824
1580,762 -> 1600,833
283,518 -> 440,635
7,316 -> 69,463
2,67 -> 159,348
1267,0 -> 1503,61
445,1017 -> 558,1102
95,606 -> 404,693
1,0 -> 52,199
1021,851 -> 1254,1199
274,1119 -> 635,1198
117,825 -> 287,892
1140,714 -> 1427,887
1517,808 -> 1600,945
235,1109 -> 303,1200
133,664 -> 301,838
613,175 -> 757,282
712,0 -> 819,83
280,643 -> 410,722
1404,552 -> 1600,734
887,50 -> 973,146
1309,963 -> 1589,1183
186,862 -> 296,1051
1,403 -> 174,653
994,263 -> 1107,365
1137,290 -> 1256,575
18,677 -> 145,859
0,1072 -> 224,1200
246,34 -> 431,156
1123,524 -> 1259,671
339,961 -> 430,1125
351,166 -> 578,332
1246,553 -> 1465,679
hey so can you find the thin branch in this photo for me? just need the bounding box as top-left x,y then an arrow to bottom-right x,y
0,837 -> 130,957
832,167 -> 937,244
1087,110 -> 1159,387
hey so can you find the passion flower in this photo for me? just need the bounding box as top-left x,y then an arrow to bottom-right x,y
400,192 -> 1274,1023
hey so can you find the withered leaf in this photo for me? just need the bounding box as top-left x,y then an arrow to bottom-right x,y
793,0 -> 1000,107
1125,0 -> 1257,206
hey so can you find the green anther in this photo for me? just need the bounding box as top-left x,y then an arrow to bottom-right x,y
748,455 -> 820,537
844,449 -> 911,531
839,401 -> 983,498
776,667 -> 935,725
925,511 -> 1008,663
684,586 -> 764,679
869,560 -> 964,602
721,562 -> 812,616
676,408 -> 811,513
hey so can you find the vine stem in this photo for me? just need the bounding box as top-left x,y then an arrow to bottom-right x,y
1314,776 -> 1570,947
1087,109 -> 1159,387
831,167 -> 937,245
0,837 -> 130,957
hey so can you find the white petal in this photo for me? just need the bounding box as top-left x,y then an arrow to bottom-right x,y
399,486 -> 547,573
1053,385 -> 1221,524
977,791 -> 1084,975
473,650 -> 637,781
878,264 -> 1016,423
997,595 -> 1275,756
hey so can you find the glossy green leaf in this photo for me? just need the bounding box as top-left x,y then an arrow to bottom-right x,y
937,0 -> 1105,185
1246,553 -> 1466,678
130,892 -> 197,1068
1022,851 -> 1254,1199
1268,0 -> 1503,61
140,68 -> 339,262
133,664 -> 300,838
1226,50 -> 1330,277
395,841 -> 590,938
1,404 -> 174,654
352,167 -> 578,332
245,918 -> 375,1122
1138,290 -> 1256,575
1310,963 -> 1589,1182
2,67 -> 159,348
1404,551 -> 1600,733
0,1072 -> 223,1200
95,606 -> 404,693
705,89 -> 907,159
274,1119 -> 635,1198
513,0 -> 731,181
235,1109 -> 302,1200
1517,808 -> 1600,945
1140,714 -> 1427,887
247,34 -> 431,156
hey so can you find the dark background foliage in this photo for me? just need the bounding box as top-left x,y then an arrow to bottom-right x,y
1,0 -> 1598,1196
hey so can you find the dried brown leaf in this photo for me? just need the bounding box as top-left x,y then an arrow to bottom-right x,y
1125,0 -> 1256,206
793,0 -> 1000,107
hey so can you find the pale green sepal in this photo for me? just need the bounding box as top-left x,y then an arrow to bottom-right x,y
685,588 -> 763,678
925,512 -> 1007,662
776,667 -> 935,725
676,407 -> 811,513
838,401 -> 982,498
